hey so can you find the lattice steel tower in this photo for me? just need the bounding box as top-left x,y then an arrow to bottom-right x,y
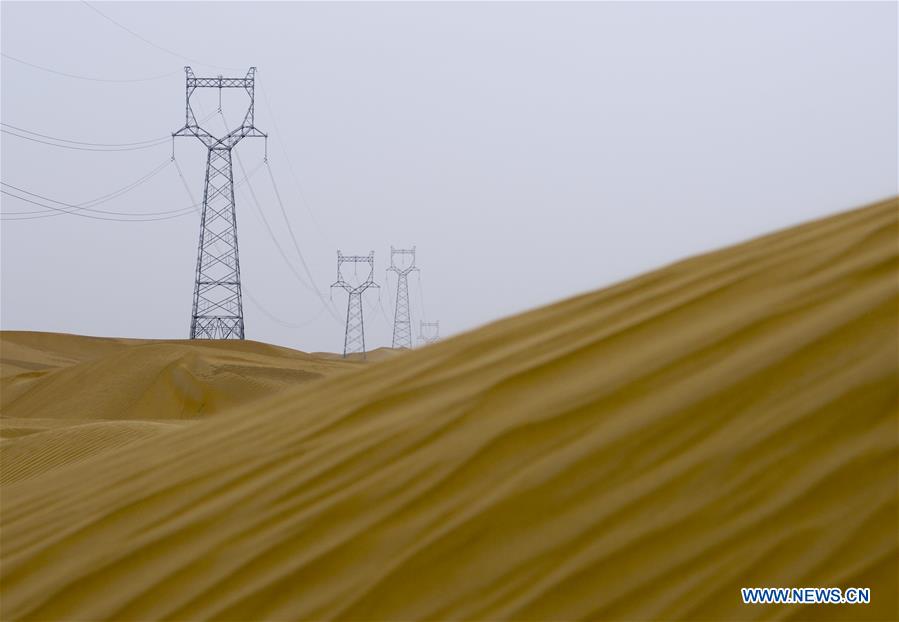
173,66 -> 266,339
387,246 -> 418,349
419,320 -> 440,345
331,251 -> 379,358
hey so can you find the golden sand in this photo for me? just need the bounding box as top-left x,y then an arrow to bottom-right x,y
0,198 -> 896,621
0,336 -> 360,493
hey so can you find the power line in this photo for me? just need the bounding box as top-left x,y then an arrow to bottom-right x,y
258,84 -> 333,245
80,1 -> 240,72
264,160 -> 341,323
0,190 -> 195,222
234,154 -> 316,294
1,155 -> 262,221
1,122 -> 168,147
377,296 -> 393,329
173,153 -> 327,330
1,111 -> 219,153
416,270 -> 428,322
383,269 -> 397,319
171,156 -> 197,206
2,129 -> 169,152
218,108 -> 340,323
1,180 -> 196,217
2,159 -> 174,215
245,290 -> 331,329
0,51 -> 180,83
0,111 -> 218,154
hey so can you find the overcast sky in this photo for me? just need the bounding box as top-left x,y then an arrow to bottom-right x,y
1,1 -> 896,353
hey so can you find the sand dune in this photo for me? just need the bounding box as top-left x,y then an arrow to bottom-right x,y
1,333 -> 362,421
0,332 -> 144,378
0,198 -> 896,621
0,336 -> 362,485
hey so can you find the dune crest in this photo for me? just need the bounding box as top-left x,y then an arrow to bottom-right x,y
1,198 -> 896,621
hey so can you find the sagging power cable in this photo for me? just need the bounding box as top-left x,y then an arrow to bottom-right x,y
80,1 -> 240,73
216,108 -> 341,323
173,152 -> 329,329
1,51 -> 180,83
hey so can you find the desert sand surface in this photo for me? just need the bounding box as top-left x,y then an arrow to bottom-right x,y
0,335 -> 362,483
0,198 -> 896,621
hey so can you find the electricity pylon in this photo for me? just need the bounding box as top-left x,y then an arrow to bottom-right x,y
331,251 -> 379,358
387,246 -> 418,349
419,320 -> 440,345
173,66 -> 266,339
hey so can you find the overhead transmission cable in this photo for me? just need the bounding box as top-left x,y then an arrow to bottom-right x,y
1,52 -> 180,83
1,111 -> 218,153
416,270 -> 428,322
173,148 -> 326,329
231,150 -> 312,292
258,84 -> 333,245
246,290 -> 331,329
0,189 -> 195,222
2,158 -> 175,216
264,162 -> 339,310
2,129 -> 168,152
1,180 -> 196,219
80,1 -> 240,72
262,162 -> 343,324
0,154 -> 260,221
2,122 -> 168,148
217,109 -> 341,323
377,296 -> 393,328
384,269 -> 397,320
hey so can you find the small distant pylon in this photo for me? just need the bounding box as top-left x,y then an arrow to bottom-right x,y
419,320 -> 440,345
331,251 -> 379,358
387,246 -> 418,349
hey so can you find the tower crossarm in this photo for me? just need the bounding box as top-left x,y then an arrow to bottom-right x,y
387,264 -> 418,276
337,254 -> 376,264
172,66 -> 266,151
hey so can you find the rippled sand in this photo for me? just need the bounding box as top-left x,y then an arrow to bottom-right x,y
1,198 -> 896,621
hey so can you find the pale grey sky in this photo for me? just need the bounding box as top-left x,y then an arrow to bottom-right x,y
1,1 -> 896,353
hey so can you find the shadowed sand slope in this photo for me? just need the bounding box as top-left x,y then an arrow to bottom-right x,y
0,198 -> 896,621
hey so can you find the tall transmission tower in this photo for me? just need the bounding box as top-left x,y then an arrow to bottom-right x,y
173,66 -> 266,339
331,251 -> 379,358
419,320 -> 440,345
387,246 -> 418,349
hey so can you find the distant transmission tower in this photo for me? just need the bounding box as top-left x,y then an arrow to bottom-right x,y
173,66 -> 266,339
387,246 -> 418,349
419,320 -> 440,345
331,251 -> 379,358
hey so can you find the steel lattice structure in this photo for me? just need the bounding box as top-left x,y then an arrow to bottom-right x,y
173,66 -> 266,339
331,251 -> 379,358
387,246 -> 418,349
419,320 -> 440,345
